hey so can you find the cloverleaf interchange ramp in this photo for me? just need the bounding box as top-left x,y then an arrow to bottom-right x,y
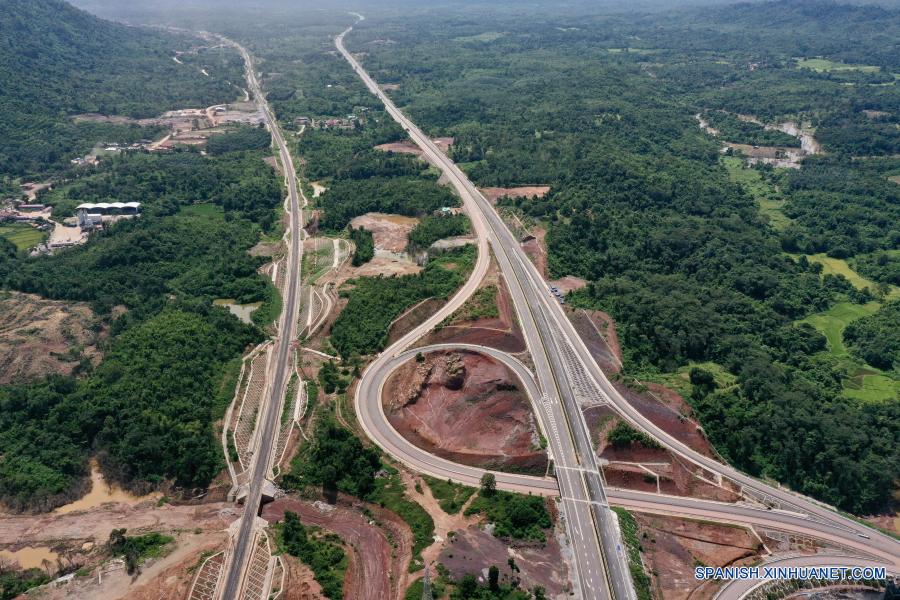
206,15 -> 897,600
339,17 -> 634,600
336,14 -> 900,600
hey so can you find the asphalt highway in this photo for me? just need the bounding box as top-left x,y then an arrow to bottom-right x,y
218,38 -> 304,600
338,22 -> 633,600
337,15 -> 900,598
366,344 -> 900,571
713,554 -> 895,600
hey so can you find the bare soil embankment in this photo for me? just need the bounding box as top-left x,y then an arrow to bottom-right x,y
263,496 -> 412,600
0,291 -> 106,384
634,513 -> 765,600
420,263 -> 526,353
384,350 -> 547,474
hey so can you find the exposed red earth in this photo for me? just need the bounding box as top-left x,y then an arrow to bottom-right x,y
568,308 -> 623,374
633,513 -> 766,600
589,408 -> 741,502
374,137 -> 454,156
349,212 -> 418,254
570,305 -> 719,460
262,496 -> 413,600
383,349 -> 547,474
439,522 -> 570,597
420,265 -> 526,354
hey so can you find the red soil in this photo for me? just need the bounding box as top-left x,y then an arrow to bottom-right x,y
281,554 -> 327,600
374,137 -> 454,156
439,524 -> 569,597
568,307 -> 718,459
634,513 -> 764,600
383,350 -> 547,474
421,266 -> 526,353
568,308 -> 623,373
585,406 -> 741,502
521,227 -> 548,277
263,497 -> 409,600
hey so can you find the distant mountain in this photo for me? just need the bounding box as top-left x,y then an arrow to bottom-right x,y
658,0 -> 900,69
0,0 -> 238,178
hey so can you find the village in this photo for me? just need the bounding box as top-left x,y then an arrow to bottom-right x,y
1,99 -> 265,256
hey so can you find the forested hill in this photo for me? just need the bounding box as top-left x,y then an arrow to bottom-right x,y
669,0 -> 900,68
0,0 -> 240,177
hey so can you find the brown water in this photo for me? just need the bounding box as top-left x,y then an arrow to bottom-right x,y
0,546 -> 59,570
53,462 -> 155,515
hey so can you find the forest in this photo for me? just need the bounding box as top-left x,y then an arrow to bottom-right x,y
349,0 -> 900,513
0,0 -> 244,177
0,137 -> 281,508
331,246 -> 475,358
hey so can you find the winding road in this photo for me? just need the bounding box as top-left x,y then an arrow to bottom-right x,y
339,18 -> 633,600
336,15 -> 900,600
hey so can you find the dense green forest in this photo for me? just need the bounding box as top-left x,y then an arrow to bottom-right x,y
349,0 -> 900,513
331,246 -> 475,358
844,301 -> 900,372
207,124 -> 272,155
349,226 -> 375,266
0,0 -> 243,177
0,141 -> 281,509
407,214 -> 471,252
0,206 -> 276,508
320,177 -> 456,231
44,148 -> 282,229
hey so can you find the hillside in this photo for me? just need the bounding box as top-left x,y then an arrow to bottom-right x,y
0,0 -> 241,178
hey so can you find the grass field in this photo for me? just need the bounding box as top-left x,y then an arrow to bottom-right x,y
0,223 -> 47,250
843,371 -> 900,403
796,58 -> 880,73
721,156 -> 791,230
644,360 -> 737,398
799,301 -> 899,402
793,253 -> 900,300
799,301 -> 880,357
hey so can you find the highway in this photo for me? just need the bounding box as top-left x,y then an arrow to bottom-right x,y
713,554 -> 895,600
218,37 -> 304,600
336,15 -> 900,599
364,343 -> 900,570
338,21 -> 634,600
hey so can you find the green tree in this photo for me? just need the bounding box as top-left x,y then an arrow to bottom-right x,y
480,473 -> 497,497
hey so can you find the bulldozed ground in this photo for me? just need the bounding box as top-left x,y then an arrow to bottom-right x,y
398,472 -> 571,598
0,500 -> 237,598
479,186 -> 551,204
633,513 -> 767,600
262,496 -> 414,600
419,261 -> 526,354
374,137 -> 454,156
0,291 -> 106,384
349,212 -> 419,255
384,349 -> 547,475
